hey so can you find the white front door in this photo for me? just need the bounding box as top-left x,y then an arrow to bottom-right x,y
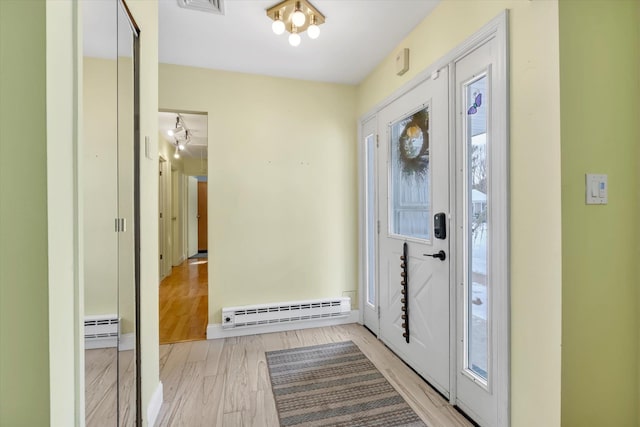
377,68 -> 451,397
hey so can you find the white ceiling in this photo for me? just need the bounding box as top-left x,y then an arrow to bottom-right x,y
84,0 -> 440,85
159,112 -> 208,159
158,0 -> 439,84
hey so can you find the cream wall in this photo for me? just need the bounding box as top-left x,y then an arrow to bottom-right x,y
0,1 -> 51,425
559,1 -> 640,425
159,65 -> 358,323
357,1 -> 562,426
182,156 -> 208,176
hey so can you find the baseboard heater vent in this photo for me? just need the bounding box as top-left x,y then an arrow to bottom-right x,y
85,314 -> 119,349
222,297 -> 351,329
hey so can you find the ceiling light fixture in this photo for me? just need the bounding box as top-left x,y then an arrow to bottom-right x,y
291,2 -> 306,27
272,11 -> 285,35
307,14 -> 320,39
267,0 -> 325,46
169,114 -> 192,156
289,26 -> 301,47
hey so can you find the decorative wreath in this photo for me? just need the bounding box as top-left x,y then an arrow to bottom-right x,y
398,109 -> 429,177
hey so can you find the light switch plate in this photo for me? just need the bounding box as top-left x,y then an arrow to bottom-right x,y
585,173 -> 607,205
145,136 -> 153,160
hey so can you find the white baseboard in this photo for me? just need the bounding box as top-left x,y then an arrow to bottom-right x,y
85,337 -> 117,350
207,310 -> 360,339
84,333 -> 135,351
118,333 -> 135,351
147,381 -> 163,427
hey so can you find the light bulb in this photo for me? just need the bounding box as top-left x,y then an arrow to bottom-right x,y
178,142 -> 185,151
167,129 -> 174,137
173,151 -> 180,159
272,19 -> 285,35
292,10 -> 306,27
289,32 -> 301,47
307,24 -> 320,39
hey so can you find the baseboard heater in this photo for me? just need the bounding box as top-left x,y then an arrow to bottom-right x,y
222,297 -> 351,329
84,314 -> 119,349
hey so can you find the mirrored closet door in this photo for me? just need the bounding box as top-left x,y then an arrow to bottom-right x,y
83,0 -> 140,425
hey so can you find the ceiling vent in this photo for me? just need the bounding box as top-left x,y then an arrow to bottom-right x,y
178,0 -> 224,15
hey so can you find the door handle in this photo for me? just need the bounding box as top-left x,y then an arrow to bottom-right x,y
423,250 -> 446,261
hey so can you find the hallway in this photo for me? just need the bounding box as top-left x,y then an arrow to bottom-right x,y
159,257 -> 209,344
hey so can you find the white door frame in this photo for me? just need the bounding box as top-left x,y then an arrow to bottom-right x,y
358,11 -> 509,426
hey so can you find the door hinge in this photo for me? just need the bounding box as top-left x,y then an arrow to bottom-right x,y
160,212 -> 163,219
160,254 -> 163,260
376,134 -> 379,148
159,170 -> 163,176
377,220 -> 380,234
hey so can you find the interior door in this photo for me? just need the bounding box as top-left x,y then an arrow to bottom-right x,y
377,68 -> 451,396
158,158 -> 166,278
187,176 -> 198,257
171,169 -> 181,266
197,181 -> 208,252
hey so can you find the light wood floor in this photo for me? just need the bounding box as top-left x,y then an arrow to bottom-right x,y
155,324 -> 473,427
159,257 -> 209,345
85,348 -> 136,426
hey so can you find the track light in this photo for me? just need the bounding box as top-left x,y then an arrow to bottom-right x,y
168,114 -> 192,156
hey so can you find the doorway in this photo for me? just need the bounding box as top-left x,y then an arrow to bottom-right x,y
360,13 -> 509,427
157,111 -> 209,344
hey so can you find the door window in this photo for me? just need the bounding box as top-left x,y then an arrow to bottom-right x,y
465,74 -> 489,382
389,106 -> 432,241
365,133 -> 376,308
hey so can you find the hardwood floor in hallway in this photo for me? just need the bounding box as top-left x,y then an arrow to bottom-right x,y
155,324 -> 473,427
159,256 -> 209,345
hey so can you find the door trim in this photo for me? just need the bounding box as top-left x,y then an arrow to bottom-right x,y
358,10 -> 509,427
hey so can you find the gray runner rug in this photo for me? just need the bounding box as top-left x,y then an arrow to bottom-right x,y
265,340 -> 427,427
